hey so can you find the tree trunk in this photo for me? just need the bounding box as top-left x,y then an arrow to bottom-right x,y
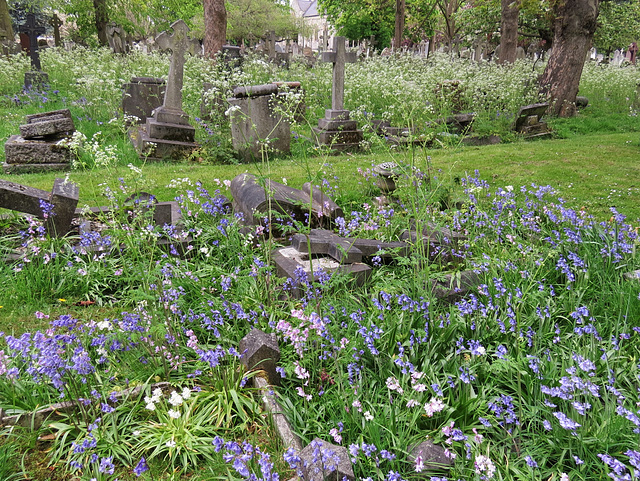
93,0 -> 109,46
539,0 -> 599,117
498,0 -> 519,64
204,0 -> 227,59
0,0 -> 13,41
394,0 -> 405,52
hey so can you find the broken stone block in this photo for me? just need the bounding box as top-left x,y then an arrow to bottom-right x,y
19,116 -> 74,139
408,441 -> 454,475
4,135 -> 72,164
0,178 -> 78,237
299,438 -> 355,481
239,328 -> 281,386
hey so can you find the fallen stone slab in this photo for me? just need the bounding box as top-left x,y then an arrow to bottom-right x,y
20,116 -> 75,139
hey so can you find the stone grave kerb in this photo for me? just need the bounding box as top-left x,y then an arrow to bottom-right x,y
321,36 -> 357,118
18,13 -> 45,71
154,20 -> 200,125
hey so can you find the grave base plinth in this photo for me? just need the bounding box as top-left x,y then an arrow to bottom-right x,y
129,126 -> 198,161
4,134 -> 72,165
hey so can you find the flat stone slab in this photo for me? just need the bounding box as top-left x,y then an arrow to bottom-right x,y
3,162 -> 69,174
4,134 -> 72,164
290,229 -> 408,264
272,246 -> 371,298
25,108 -> 72,123
146,118 -> 195,142
20,117 -> 75,139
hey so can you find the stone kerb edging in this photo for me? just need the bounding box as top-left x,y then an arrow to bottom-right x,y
239,327 -> 456,480
0,382 -> 172,430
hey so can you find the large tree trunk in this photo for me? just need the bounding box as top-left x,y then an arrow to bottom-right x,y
498,0 -> 519,64
204,0 -> 227,59
394,0 -> 405,51
539,0 -> 599,117
93,0 -> 109,46
0,0 -> 13,39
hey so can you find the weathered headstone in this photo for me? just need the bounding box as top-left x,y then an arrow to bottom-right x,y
230,173 -> 343,230
122,76 -> 166,124
0,178 -> 78,237
227,83 -> 290,161
50,14 -> 62,47
299,438 -> 355,481
513,103 -> 552,139
106,22 -> 126,54
18,13 -> 49,89
313,36 -> 363,151
4,109 -> 75,173
239,329 -> 281,386
130,20 -> 199,160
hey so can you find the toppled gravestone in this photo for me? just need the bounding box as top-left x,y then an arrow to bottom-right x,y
272,229 -> 407,298
513,103 -> 552,139
0,177 -> 79,237
4,109 -> 75,173
230,173 -> 342,231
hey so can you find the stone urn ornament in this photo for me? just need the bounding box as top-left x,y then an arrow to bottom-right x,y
374,161 -> 402,194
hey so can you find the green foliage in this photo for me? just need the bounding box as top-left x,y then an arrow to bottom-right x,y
594,0 -> 640,53
227,0 -> 310,44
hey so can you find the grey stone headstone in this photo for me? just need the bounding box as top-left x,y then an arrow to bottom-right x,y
122,77 -> 166,124
299,438 -> 354,481
239,329 -> 281,385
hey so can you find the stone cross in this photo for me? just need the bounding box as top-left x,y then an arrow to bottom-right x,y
154,20 -> 199,121
321,36 -> 356,113
50,14 -> 62,47
18,13 -> 45,70
266,30 -> 276,59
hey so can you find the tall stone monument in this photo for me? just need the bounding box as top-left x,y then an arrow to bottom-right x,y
130,20 -> 199,160
312,36 -> 363,151
18,13 -> 48,90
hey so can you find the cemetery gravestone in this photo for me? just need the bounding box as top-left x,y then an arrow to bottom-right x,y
230,173 -> 343,230
313,36 -> 363,151
130,20 -> 199,160
227,83 -> 291,162
122,76 -> 166,124
513,103 -> 552,139
107,22 -> 126,54
4,108 -> 75,173
0,178 -> 79,237
18,13 -> 49,89
50,14 -> 62,47
239,329 -> 281,386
